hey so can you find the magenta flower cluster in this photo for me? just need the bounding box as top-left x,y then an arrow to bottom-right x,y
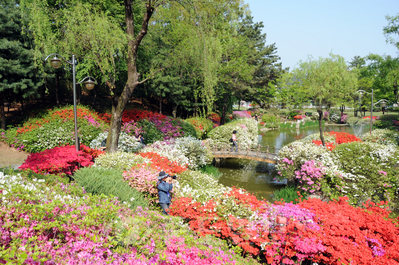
121,120 -> 144,137
295,160 -> 325,194
149,116 -> 185,140
232,111 -> 251,119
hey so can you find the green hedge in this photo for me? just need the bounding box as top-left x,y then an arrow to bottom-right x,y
73,167 -> 149,209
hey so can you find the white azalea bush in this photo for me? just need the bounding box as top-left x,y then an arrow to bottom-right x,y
90,131 -> 142,152
93,151 -> 149,171
174,170 -> 231,203
141,136 -> 212,169
361,129 -> 399,147
207,118 -> 258,150
277,131 -> 399,207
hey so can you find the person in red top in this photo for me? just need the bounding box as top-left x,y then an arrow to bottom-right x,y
231,130 -> 238,152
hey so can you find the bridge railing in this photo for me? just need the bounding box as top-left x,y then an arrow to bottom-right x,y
210,143 -> 279,161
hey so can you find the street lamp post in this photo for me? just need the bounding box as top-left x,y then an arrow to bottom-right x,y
45,53 -> 97,152
356,89 -> 373,135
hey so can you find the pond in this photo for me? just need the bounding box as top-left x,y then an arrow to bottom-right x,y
217,124 -> 370,202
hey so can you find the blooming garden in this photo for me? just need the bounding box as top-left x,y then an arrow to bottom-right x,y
1,105 -> 399,264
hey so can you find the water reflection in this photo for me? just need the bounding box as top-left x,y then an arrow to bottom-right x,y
217,125 -> 370,201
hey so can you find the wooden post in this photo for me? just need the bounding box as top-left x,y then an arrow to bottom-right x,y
267,145 -> 269,154
247,147 -> 249,156
272,146 -> 275,154
257,144 -> 260,157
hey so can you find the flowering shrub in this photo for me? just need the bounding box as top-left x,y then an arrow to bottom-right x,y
142,137 -> 212,169
19,145 -> 94,175
207,112 -> 221,127
278,132 -> 399,206
207,118 -> 258,150
361,128 -> 399,147
299,197 -> 399,264
185,117 -> 214,139
294,160 -> 325,194
2,106 -> 107,152
363,116 -> 379,120
138,152 -> 187,175
0,172 -> 254,265
232,110 -> 252,119
93,151 -> 148,171
174,170 -> 231,203
170,188 -> 326,264
340,114 -> 348,123
293,115 -> 304,120
90,131 -> 142,152
121,120 -> 144,137
123,166 -> 159,204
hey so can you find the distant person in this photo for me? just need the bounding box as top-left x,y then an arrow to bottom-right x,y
231,130 -> 238,152
138,134 -> 145,145
254,114 -> 258,121
157,171 -> 173,215
100,138 -> 107,151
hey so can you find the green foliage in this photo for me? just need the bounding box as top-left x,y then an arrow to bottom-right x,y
137,119 -> 163,144
178,119 -> 197,138
261,114 -> 278,123
333,142 -> 399,204
373,115 -> 399,130
93,152 -> 146,171
273,186 -> 300,204
73,167 -> 149,209
185,117 -> 214,139
0,0 -> 43,128
198,165 -> 221,180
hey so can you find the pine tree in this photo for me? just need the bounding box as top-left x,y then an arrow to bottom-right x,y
0,0 -> 42,129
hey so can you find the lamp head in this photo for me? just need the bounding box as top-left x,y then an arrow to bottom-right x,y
50,55 -> 61,69
84,78 -> 95,90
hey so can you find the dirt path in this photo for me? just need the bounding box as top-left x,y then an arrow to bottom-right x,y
0,142 -> 29,169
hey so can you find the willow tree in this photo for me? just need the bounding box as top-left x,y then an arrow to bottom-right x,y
23,0 -> 162,152
293,54 -> 358,146
145,0 -> 246,116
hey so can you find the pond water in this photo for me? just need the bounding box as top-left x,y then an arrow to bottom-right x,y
217,124 -> 370,202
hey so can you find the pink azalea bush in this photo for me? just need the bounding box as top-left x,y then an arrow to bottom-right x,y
294,160 -> 325,194
123,166 -> 159,204
233,111 -> 252,119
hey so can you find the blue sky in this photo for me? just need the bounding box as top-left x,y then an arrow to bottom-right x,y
243,0 -> 399,70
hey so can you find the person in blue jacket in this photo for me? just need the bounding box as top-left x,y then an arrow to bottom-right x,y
157,171 -> 173,215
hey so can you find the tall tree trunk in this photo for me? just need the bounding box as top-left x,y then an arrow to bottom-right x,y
91,88 -> 97,106
20,97 -> 24,115
317,108 -> 325,146
172,104 -> 177,118
220,95 -> 228,125
159,96 -> 162,114
55,72 -> 60,107
394,79 -> 398,103
106,0 -> 154,153
0,92 -> 5,130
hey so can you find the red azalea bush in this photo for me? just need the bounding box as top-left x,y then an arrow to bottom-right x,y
312,140 -> 336,151
293,115 -> 303,120
170,188 -> 326,264
98,109 -> 167,124
138,152 -> 187,175
363,116 -> 379,120
312,131 -> 361,150
329,131 -> 362,144
299,197 -> 399,264
19,145 -> 94,175
207,113 -> 221,127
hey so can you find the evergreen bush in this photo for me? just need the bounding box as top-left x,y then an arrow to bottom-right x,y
273,186 -> 300,204
261,114 -> 278,123
73,167 -> 149,209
